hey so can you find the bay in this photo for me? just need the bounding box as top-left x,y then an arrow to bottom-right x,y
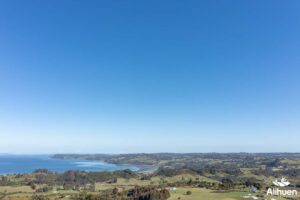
0,155 -> 139,174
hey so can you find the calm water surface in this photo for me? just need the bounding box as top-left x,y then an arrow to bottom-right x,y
0,155 -> 139,174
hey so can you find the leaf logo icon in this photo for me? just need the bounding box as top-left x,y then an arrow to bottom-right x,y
273,178 -> 290,187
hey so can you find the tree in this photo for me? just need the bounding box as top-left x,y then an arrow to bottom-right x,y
221,178 -> 234,189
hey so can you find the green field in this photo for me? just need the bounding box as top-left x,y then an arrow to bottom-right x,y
169,187 -> 247,200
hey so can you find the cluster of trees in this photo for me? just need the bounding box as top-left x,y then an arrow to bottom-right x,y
155,174 -> 264,191
252,167 -> 300,178
0,176 -> 14,186
155,164 -> 242,178
30,187 -> 170,200
25,169 -> 137,191
166,178 -> 218,189
74,186 -> 170,200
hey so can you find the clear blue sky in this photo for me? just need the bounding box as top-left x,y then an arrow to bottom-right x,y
0,0 -> 299,154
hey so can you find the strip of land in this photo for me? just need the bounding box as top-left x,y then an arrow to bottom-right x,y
1,153 -> 299,200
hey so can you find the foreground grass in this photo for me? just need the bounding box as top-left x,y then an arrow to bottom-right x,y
168,187 -> 299,200
0,186 -> 33,193
1,185 -> 298,200
169,187 -> 247,200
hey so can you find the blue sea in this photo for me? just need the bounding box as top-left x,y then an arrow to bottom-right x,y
0,155 -> 139,174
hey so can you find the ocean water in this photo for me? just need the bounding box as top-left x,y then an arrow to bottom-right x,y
0,155 -> 139,174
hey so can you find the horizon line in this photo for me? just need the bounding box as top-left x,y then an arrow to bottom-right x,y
1,152 -> 299,155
